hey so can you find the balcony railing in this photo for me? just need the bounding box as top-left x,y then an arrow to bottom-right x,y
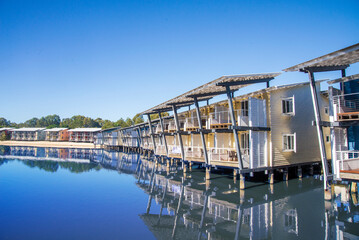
333,93 -> 359,121
184,116 -> 208,131
334,150 -> 359,177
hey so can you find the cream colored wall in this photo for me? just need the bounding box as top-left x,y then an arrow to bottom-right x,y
269,83 -> 331,167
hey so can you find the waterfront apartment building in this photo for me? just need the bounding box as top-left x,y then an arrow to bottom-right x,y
10,128 -> 46,141
284,43 -> 359,184
68,128 -> 101,143
44,128 -> 69,141
119,73 -> 331,178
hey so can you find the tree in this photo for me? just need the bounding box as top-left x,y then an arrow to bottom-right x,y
132,114 -> 144,125
0,117 -> 11,127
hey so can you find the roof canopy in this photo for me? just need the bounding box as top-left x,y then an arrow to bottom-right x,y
328,73 -> 359,85
283,43 -> 359,72
11,128 -> 46,132
140,73 -> 280,115
44,128 -> 68,132
68,128 -> 102,132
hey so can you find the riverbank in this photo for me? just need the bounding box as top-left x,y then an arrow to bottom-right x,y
0,141 -> 100,149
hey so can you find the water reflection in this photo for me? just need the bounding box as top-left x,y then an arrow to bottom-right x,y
0,146 -> 358,239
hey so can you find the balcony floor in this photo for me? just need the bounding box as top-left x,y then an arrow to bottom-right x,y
340,168 -> 359,180
337,112 -> 359,121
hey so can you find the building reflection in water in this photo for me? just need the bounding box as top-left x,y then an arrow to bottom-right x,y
0,146 -> 358,239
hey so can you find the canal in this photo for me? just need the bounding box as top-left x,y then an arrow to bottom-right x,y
0,146 -> 358,239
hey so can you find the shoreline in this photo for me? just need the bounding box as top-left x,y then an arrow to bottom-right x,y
0,141 -> 101,149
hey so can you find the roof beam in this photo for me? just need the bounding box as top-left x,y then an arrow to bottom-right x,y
187,90 -> 236,98
216,77 -> 274,87
300,65 -> 349,73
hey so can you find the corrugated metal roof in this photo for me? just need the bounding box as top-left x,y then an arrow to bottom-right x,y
284,43 -> 359,72
67,128 -> 102,132
140,73 -> 281,115
11,128 -> 46,132
0,128 -> 13,131
328,73 -> 359,84
44,128 -> 68,132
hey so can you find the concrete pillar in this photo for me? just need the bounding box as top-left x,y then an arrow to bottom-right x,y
205,167 -> 211,180
268,171 -> 274,185
297,167 -> 303,180
239,174 -> 246,190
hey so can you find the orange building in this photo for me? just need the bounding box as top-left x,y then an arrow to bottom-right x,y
44,128 -> 69,141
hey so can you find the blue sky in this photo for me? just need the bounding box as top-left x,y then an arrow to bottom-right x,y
1,0 -> 359,122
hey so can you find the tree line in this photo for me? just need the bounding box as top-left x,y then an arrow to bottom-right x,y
0,114 -> 145,130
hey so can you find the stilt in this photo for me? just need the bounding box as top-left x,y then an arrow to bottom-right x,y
310,165 -> 314,176
283,168 -> 289,182
324,189 -> 332,201
183,163 -> 187,173
351,182 -> 358,193
233,169 -> 238,184
205,167 -> 211,180
239,189 -> 245,204
189,162 -> 192,172
297,167 -> 303,180
268,171 -> 274,185
239,174 -> 245,190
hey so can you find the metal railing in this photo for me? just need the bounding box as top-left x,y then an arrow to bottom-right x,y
335,150 -> 359,177
333,93 -> 359,120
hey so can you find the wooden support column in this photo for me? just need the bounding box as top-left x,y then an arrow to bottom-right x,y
308,71 -> 330,189
234,169 -> 238,184
206,166 -> 211,180
136,127 -> 142,149
158,111 -> 169,156
283,168 -> 289,182
268,170 -> 274,184
239,174 -> 246,190
172,105 -> 185,167
351,182 -> 358,193
193,97 -> 209,166
147,114 -> 157,154
225,85 -> 244,169
298,167 -> 303,180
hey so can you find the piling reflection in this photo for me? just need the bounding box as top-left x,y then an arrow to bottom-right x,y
0,146 -> 358,239
134,157 -> 359,240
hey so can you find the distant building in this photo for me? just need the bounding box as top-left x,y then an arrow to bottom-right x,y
10,128 -> 46,141
0,128 -> 13,140
44,128 -> 69,141
68,128 -> 102,143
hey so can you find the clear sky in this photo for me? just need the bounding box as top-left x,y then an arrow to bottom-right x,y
1,0 -> 359,123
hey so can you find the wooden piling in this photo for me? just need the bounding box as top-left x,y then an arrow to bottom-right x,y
239,174 -> 245,190
205,167 -> 211,180
268,170 -> 274,185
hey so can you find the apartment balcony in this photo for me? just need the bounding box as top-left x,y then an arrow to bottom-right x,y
208,147 -> 248,164
333,93 -> 359,121
168,145 -> 182,158
334,150 -> 359,180
155,145 -> 167,156
207,110 -> 250,130
184,116 -> 207,131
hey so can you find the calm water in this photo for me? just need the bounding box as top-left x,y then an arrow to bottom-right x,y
0,146 -> 358,240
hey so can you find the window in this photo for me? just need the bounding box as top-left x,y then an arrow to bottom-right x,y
241,100 -> 249,116
282,97 -> 295,115
283,133 -> 296,152
324,107 -> 329,115
326,135 -> 330,143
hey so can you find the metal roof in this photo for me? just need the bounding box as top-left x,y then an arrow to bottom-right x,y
11,128 -> 46,132
140,73 -> 280,115
67,128 -> 102,132
327,73 -> 359,85
0,128 -> 13,131
44,128 -> 68,132
283,43 -> 359,72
